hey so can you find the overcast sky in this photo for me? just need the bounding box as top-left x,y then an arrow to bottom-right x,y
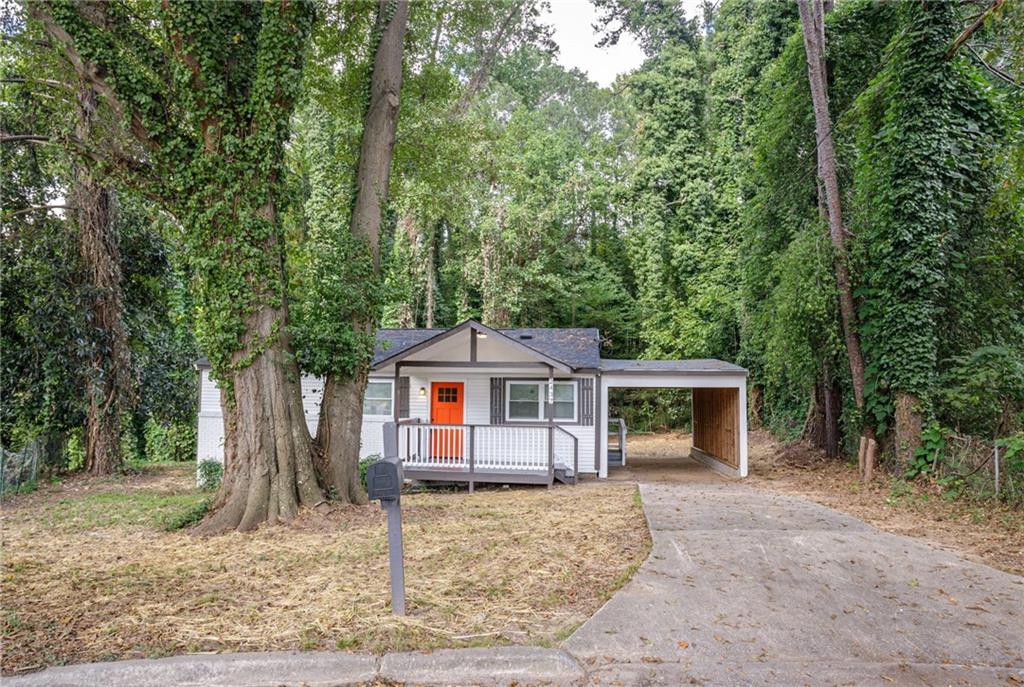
546,0 -> 703,87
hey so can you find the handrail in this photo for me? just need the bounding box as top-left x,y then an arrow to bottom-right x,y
397,419 -> 568,429
608,417 -> 627,466
394,421 -> 580,484
552,424 -> 579,477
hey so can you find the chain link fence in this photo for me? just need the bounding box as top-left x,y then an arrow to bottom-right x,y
1,442 -> 43,495
1,434 -> 65,497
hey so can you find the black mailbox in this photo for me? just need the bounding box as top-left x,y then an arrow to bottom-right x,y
366,458 -> 402,502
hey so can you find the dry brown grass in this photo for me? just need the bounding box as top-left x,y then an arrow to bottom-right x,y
1,464 -> 649,674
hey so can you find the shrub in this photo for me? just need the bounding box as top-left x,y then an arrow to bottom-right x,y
996,433 -> 1024,505
197,459 -> 223,491
145,420 -> 198,462
65,431 -> 85,472
359,455 -> 380,491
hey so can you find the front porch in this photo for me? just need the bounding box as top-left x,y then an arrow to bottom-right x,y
392,421 -> 579,489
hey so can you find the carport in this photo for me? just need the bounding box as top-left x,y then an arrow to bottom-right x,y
596,359 -> 748,478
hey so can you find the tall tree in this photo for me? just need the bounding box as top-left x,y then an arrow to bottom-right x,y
315,0 -> 409,504
797,0 -> 873,476
71,82 -> 134,475
852,0 -> 1001,469
31,1 -> 323,531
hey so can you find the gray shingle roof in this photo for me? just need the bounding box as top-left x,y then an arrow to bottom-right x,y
374,326 -> 601,370
500,328 -> 601,369
374,328 -> 444,364
599,358 -> 747,375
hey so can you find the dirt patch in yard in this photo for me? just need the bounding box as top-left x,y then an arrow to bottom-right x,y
744,431 -> 1024,576
1,464 -> 649,674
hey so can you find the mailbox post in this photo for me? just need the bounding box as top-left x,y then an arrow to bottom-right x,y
366,454 -> 406,616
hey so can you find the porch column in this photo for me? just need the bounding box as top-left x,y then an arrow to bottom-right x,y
599,380 -> 609,478
394,363 -> 401,456
546,364 -> 554,485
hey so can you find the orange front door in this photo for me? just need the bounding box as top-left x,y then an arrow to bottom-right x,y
430,382 -> 464,459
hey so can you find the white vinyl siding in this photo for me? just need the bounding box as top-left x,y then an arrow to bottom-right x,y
197,370 -> 598,473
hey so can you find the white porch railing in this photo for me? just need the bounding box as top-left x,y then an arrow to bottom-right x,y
396,421 -> 578,484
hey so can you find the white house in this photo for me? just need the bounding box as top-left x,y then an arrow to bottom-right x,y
196,320 -> 749,486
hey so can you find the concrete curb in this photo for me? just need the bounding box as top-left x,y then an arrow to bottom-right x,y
381,647 -> 586,686
3,647 -> 586,687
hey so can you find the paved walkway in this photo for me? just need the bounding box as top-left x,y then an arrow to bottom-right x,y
565,478 -> 1024,686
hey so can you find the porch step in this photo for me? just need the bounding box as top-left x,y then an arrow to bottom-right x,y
608,450 -> 623,466
553,463 -> 576,485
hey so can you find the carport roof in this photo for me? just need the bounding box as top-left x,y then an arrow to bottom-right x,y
599,358 -> 747,375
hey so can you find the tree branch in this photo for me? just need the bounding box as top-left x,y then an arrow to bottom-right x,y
967,44 -> 1024,89
1,133 -> 51,144
6,204 -> 75,218
2,76 -> 75,91
947,0 -> 1005,58
28,2 -> 162,154
453,1 -> 525,116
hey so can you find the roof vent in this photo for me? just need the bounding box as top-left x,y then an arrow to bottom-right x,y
519,334 -> 533,340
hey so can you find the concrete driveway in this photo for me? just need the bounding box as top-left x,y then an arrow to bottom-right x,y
565,480 -> 1024,686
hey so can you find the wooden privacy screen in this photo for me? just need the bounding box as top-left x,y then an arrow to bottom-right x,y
692,387 -> 739,468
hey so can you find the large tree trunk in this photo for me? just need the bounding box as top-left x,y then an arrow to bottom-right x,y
798,0 -> 873,476
73,84 -> 132,476
36,0 -> 323,531
198,302 -> 323,533
807,368 -> 841,459
316,371 -> 370,504
317,0 -> 408,504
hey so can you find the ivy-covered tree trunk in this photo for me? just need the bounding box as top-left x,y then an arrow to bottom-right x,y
316,0 -> 409,504
395,216 -> 419,328
35,1 -> 324,531
854,1 -> 995,470
72,83 -> 132,476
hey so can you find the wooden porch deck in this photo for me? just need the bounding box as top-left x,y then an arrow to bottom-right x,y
394,421 -> 579,488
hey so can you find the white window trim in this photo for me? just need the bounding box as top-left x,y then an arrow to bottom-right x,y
504,380 -> 577,423
363,378 -> 394,418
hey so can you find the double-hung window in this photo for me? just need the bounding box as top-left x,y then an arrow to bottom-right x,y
363,380 -> 393,416
506,381 -> 577,422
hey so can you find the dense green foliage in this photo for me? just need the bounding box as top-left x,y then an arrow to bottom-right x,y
4,0 -> 1022,505
1,24 -> 197,468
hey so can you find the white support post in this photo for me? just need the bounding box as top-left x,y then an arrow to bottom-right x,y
738,377 -> 749,477
599,382 -> 609,479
